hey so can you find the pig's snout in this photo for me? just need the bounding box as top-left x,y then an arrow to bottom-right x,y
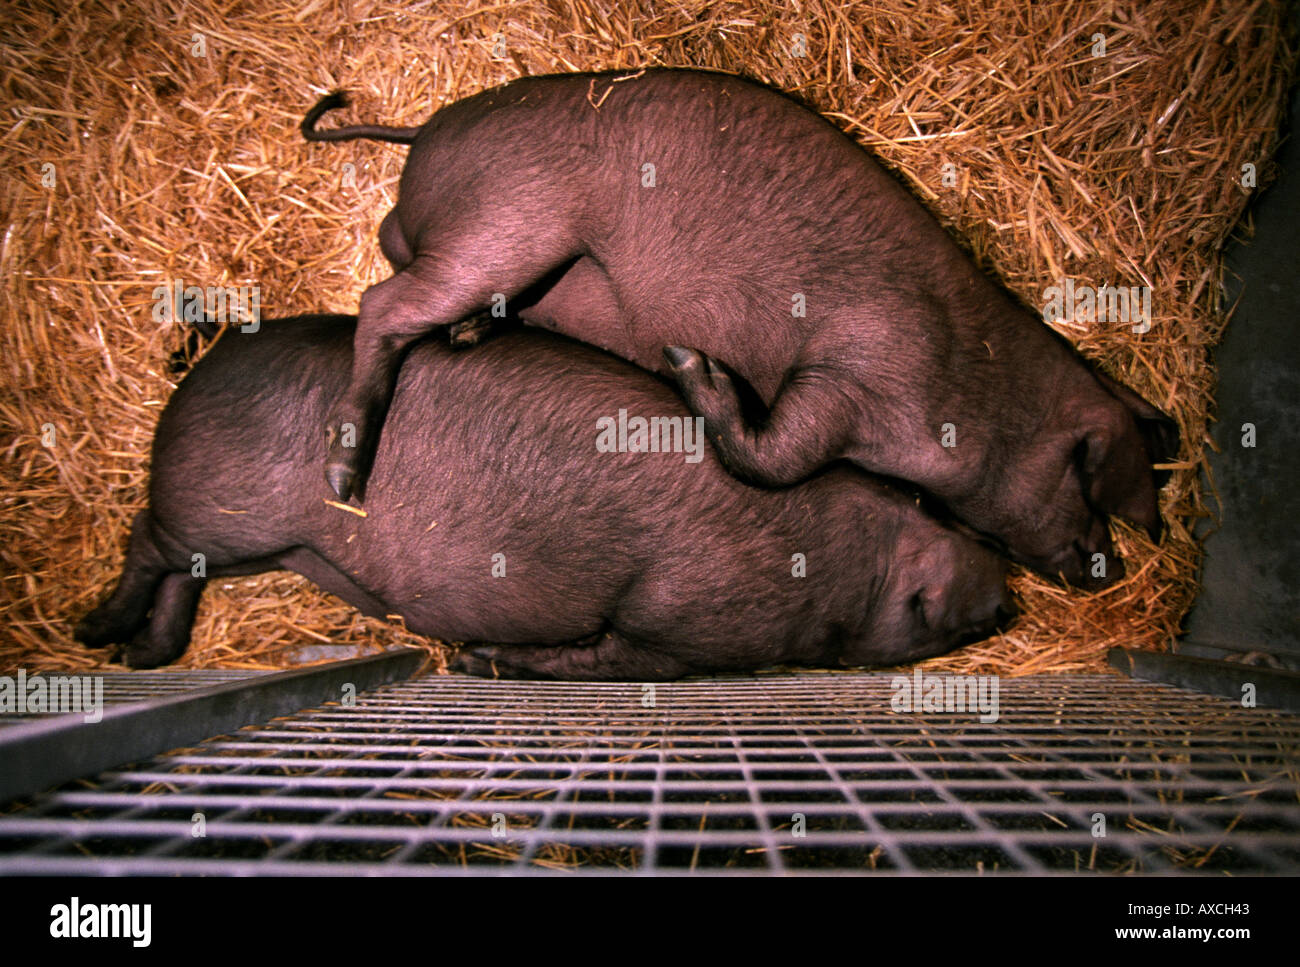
915,541 -> 1015,644
853,531 -> 1012,668
1037,512 -> 1125,590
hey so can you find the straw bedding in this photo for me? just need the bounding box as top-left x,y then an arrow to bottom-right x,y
1,0 -> 1295,676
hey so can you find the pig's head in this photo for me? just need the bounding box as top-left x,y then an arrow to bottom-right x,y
847,518 -> 1014,667
996,370 -> 1179,588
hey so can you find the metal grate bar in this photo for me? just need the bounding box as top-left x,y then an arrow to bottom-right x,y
0,651 -> 423,801
0,670 -> 268,728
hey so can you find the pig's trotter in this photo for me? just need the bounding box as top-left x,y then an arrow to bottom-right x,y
452,644 -> 538,679
324,453 -> 358,502
74,511 -> 169,648
123,573 -> 206,669
448,313 -> 497,348
662,345 -> 743,429
323,403 -> 367,501
664,345 -> 854,489
450,647 -> 502,679
74,576 -> 153,647
124,629 -> 183,670
662,345 -> 696,371
664,344 -> 761,478
74,608 -> 131,650
453,634 -> 692,681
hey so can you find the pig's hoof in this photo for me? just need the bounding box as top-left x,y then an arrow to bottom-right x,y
448,315 -> 495,348
124,630 -> 186,669
325,461 -> 357,502
663,345 -> 731,390
663,345 -> 699,372
1074,553 -> 1125,590
662,346 -> 741,425
451,646 -> 539,679
451,647 -> 501,678
74,606 -> 138,649
73,616 -> 117,649
1047,542 -> 1126,590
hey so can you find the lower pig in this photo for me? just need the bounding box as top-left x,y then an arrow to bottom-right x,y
76,315 -> 1011,680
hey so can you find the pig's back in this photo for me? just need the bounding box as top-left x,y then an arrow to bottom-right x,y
363,327 -> 854,641
155,316 -> 848,643
369,325 -> 787,538
414,69 -> 971,397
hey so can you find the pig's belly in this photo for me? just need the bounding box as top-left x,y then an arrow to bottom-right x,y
518,255 -> 642,363
518,255 -> 797,400
288,542 -> 611,646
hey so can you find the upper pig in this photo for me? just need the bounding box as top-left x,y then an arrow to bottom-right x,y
302,68 -> 1179,587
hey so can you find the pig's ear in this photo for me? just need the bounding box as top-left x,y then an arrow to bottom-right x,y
1093,371 -> 1180,487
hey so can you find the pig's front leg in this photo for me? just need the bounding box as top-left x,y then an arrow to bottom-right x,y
662,346 -> 855,488
452,632 -> 691,682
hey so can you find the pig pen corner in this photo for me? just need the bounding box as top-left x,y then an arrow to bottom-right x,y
1,0 -> 1299,875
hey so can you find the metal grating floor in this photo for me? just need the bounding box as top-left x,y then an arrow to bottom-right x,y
1,673 -> 1297,874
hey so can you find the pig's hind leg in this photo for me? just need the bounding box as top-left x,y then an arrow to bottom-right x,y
662,346 -> 857,487
452,631 -> 691,682
124,546 -> 392,668
122,572 -> 207,668
76,512 -> 207,668
326,232 -> 579,502
77,511 -> 315,666
75,511 -> 177,649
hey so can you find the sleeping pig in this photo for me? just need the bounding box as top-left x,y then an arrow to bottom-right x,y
302,67 -> 1179,588
75,314 -> 1011,679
